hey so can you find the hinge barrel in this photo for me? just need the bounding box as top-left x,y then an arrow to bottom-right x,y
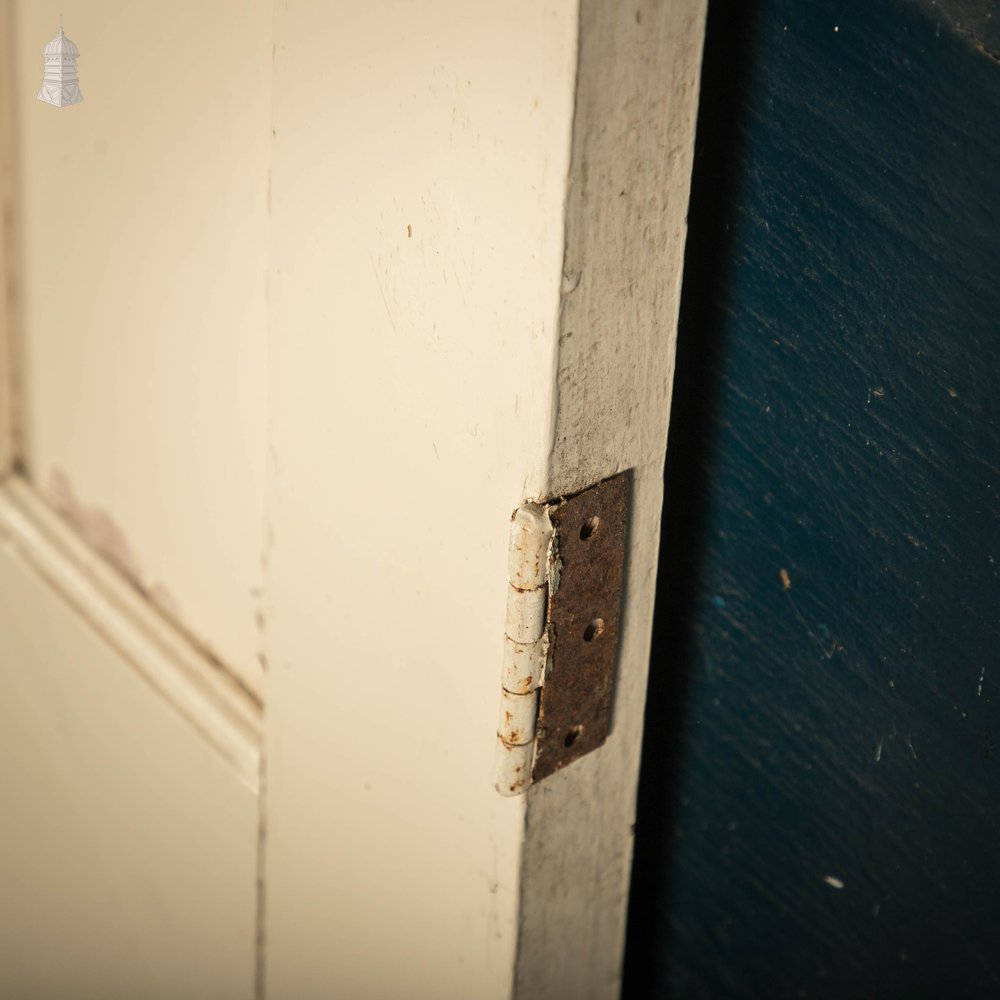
494,502 -> 552,796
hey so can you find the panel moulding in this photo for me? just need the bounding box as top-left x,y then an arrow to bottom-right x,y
0,478 -> 262,791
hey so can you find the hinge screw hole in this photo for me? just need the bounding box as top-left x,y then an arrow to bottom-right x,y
583,618 -> 605,642
580,516 -> 601,540
564,725 -> 584,748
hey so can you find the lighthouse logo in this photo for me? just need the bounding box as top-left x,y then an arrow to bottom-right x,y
38,18 -> 84,108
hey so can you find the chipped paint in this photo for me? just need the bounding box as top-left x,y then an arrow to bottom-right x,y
495,501 -> 552,796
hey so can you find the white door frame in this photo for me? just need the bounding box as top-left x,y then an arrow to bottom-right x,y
516,3 -> 707,995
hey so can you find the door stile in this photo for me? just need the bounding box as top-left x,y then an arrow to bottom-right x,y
515,3 -> 708,997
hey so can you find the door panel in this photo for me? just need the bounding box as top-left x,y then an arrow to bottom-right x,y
0,530 -> 257,1000
0,5 -> 264,995
10,1 -> 271,686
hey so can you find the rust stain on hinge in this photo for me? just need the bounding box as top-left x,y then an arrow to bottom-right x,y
533,470 -> 630,782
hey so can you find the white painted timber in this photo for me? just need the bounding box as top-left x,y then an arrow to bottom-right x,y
0,1 -> 17,473
515,2 -> 708,998
0,1 -> 706,993
263,2 -> 578,996
0,515 -> 258,999
10,1 -> 271,688
0,477 -> 262,791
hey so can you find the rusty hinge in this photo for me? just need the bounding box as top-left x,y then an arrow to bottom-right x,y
494,471 -> 630,795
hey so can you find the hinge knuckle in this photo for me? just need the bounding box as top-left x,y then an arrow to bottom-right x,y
495,741 -> 534,797
495,501 -> 553,796
498,688 -> 538,747
501,635 -> 547,694
504,587 -> 547,643
508,503 -> 551,590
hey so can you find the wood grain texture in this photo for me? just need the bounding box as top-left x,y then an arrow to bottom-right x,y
516,2 -> 707,997
625,0 -> 1000,995
923,0 -> 1000,58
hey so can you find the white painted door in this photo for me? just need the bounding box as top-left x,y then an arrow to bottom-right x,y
0,2 -> 268,997
0,3 -> 706,998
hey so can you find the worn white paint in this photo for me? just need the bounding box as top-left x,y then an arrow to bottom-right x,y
496,501 -> 553,796
499,686 -> 539,749
0,477 -> 261,790
0,1 -> 706,993
516,2 -> 708,997
0,8 -> 265,996
502,635 -> 548,696
262,2 -> 578,996
0,517 -> 257,999
508,503 -> 553,591
505,585 -> 548,645
11,1 -> 271,688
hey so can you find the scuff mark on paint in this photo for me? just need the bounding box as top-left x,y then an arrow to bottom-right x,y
48,467 -> 143,581
46,466 -> 179,618
149,580 -> 180,618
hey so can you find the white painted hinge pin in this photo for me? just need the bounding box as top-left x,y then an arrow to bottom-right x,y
494,502 -> 552,796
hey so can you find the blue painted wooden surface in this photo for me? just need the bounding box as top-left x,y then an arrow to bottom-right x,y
624,1 -> 1000,996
